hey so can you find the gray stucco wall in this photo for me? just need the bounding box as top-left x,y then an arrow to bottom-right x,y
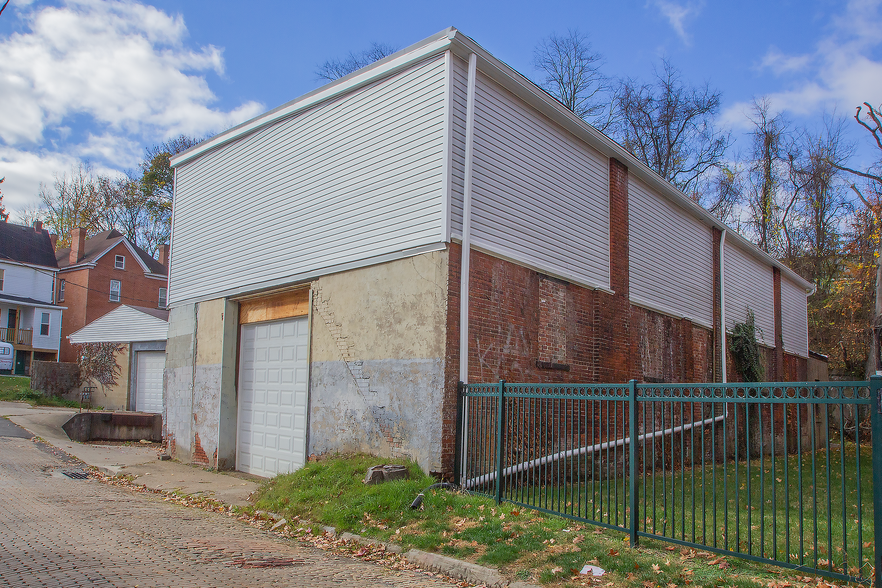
164,250 -> 450,474
308,251 -> 449,472
164,304 -> 196,461
164,299 -> 238,466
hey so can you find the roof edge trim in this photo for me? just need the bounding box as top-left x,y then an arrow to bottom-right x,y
170,28 -> 456,168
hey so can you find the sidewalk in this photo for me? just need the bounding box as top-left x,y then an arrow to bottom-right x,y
0,401 -> 260,506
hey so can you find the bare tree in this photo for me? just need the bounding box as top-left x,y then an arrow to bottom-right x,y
614,59 -> 730,203
793,117 -> 851,289
315,42 -> 398,81
745,98 -> 788,254
38,163 -> 108,246
532,30 -> 616,132
829,102 -> 882,375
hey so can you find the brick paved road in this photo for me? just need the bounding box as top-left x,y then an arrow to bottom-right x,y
0,423 -> 459,587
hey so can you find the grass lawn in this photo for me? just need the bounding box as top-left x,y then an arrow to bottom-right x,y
0,375 -> 80,408
254,454 -> 865,588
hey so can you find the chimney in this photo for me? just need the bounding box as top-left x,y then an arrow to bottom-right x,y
50,234 -> 58,251
69,228 -> 86,265
33,220 -> 42,233
157,244 -> 170,267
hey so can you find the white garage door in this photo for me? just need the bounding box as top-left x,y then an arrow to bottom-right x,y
135,351 -> 165,413
237,317 -> 309,477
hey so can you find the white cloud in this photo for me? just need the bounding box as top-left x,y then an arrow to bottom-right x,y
651,0 -> 704,45
0,148 -> 80,217
758,47 -> 812,75
76,133 -> 143,169
0,0 -> 265,212
724,0 -> 882,128
0,0 -> 263,145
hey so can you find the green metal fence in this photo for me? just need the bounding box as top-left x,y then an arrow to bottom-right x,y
454,378 -> 882,586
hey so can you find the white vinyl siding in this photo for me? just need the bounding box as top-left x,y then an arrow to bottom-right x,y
781,276 -> 809,358
724,243 -> 775,346
29,307 -> 62,351
629,177 -> 714,327
170,56 -> 448,305
467,72 -> 610,289
0,262 -> 55,303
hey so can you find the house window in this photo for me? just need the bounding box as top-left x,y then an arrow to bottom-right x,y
0,269 -> 4,291
158,287 -> 167,308
58,280 -> 65,302
110,280 -> 121,302
115,255 -> 125,269
40,313 -> 49,336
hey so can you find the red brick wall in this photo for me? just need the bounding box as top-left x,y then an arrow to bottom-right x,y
59,242 -> 167,362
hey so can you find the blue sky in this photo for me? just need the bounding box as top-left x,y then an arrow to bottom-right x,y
1,0 -> 881,218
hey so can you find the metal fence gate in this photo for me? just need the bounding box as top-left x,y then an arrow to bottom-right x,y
454,378 -> 882,586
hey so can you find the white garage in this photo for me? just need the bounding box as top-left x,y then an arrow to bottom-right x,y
67,305 -> 168,412
236,317 -> 309,477
134,350 -> 165,413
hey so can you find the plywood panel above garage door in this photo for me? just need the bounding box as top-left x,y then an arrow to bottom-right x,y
238,289 -> 309,325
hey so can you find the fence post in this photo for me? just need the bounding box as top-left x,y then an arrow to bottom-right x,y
629,379 -> 639,548
495,380 -> 506,505
871,375 -> 882,588
454,381 -> 464,486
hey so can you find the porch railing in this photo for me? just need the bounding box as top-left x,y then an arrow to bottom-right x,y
455,378 -> 882,587
0,327 -> 32,346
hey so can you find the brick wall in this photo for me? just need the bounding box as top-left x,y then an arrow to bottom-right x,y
59,242 -> 167,362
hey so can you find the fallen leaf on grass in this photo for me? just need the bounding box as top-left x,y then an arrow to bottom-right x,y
652,564 -> 662,574
608,549 -> 619,556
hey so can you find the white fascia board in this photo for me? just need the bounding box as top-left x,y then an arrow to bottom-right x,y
89,239 -> 153,274
58,263 -> 97,272
170,29 -> 457,169
444,31 -> 815,296
168,241 -> 447,309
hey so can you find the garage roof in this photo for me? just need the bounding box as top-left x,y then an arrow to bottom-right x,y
69,305 -> 168,344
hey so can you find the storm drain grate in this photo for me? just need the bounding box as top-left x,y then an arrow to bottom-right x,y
61,471 -> 90,479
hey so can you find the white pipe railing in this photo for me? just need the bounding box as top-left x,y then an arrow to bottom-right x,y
463,408 -> 727,489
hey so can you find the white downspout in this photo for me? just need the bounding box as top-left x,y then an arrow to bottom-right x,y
720,229 -> 729,384
720,229 -> 728,383
459,52 -> 477,384
458,53 -> 478,481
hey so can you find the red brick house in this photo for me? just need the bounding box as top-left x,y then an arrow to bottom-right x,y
55,229 -> 168,363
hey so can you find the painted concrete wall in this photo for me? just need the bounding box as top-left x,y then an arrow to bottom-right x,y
164,299 -> 238,467
309,250 -> 449,473
164,303 -> 195,461
73,344 -> 130,410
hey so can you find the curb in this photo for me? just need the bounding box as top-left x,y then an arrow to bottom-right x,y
404,549 -> 508,588
332,530 -> 540,588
